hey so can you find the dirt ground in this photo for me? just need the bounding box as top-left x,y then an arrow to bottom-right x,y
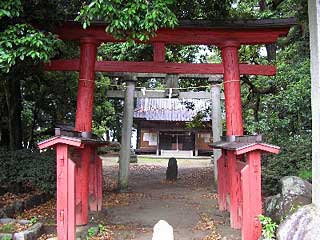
93,156 -> 241,240
16,156 -> 241,239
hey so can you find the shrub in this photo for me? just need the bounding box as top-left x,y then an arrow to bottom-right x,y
262,133 -> 311,196
259,215 -> 278,240
0,147 -> 56,195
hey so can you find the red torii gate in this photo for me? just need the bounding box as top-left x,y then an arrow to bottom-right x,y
38,18 -> 294,240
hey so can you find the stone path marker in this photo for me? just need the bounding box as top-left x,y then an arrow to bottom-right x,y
152,220 -> 174,240
166,157 -> 178,181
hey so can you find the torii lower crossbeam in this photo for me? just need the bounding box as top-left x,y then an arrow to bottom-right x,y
45,60 -> 276,76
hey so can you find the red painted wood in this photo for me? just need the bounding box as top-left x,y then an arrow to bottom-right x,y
75,147 -> 90,225
89,149 -> 103,212
74,38 -> 98,226
248,151 -> 262,240
55,23 -> 290,45
236,159 -> 245,225
241,165 -> 250,240
43,59 -> 78,71
67,155 -> 76,240
153,42 -> 166,62
45,59 -> 80,71
38,136 -> 82,150
89,147 -> 97,212
96,155 -> 103,211
97,61 -> 225,74
44,59 -> 277,76
217,154 -> 227,211
241,151 -> 262,240
221,43 -> 244,136
88,148 -> 103,212
74,38 -> 98,132
227,151 -> 242,229
56,144 -> 68,240
235,143 -> 280,155
95,61 -> 276,75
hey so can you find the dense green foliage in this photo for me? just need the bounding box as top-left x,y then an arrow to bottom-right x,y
0,148 -> 56,194
233,0 -> 311,195
0,24 -> 61,73
77,0 -> 177,41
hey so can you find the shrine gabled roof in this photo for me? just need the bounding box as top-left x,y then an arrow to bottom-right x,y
133,98 -> 211,122
210,135 -> 280,155
211,141 -> 280,155
38,135 -> 107,150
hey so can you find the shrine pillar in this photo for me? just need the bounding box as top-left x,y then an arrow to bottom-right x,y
308,0 -> 320,208
74,37 -> 98,225
221,41 -> 243,136
220,41 -> 243,229
118,76 -> 136,190
209,77 -> 222,186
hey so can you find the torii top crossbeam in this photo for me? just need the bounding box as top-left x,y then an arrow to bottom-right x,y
46,18 -> 295,75
56,18 -> 294,45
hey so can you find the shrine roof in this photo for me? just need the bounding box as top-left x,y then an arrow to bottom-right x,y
210,135 -> 280,155
133,98 -> 211,122
37,127 -> 108,149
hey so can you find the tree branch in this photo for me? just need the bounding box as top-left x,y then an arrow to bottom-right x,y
242,76 -> 277,94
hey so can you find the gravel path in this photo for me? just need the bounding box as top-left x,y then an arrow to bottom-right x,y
93,156 -> 241,240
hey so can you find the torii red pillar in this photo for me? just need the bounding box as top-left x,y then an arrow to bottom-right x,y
220,41 -> 243,229
74,37 -> 98,225
221,41 -> 243,135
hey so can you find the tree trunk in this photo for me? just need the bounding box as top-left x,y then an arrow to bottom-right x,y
4,77 -> 23,150
28,104 -> 38,149
0,91 -> 10,147
266,44 -> 277,62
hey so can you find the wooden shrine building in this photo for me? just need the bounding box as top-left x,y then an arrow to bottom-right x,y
38,18 -> 295,240
134,97 -> 213,157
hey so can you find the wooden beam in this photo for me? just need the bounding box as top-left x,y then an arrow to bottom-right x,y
96,61 -> 276,75
153,42 -> 166,62
96,61 -> 225,74
55,22 -> 291,45
44,60 -> 276,76
179,91 -> 211,99
55,70 -> 222,80
106,90 -> 216,99
106,90 -> 166,98
107,72 -> 167,78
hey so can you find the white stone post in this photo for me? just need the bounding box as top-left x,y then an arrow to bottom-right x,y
209,77 -> 223,185
118,76 -> 136,190
309,0 -> 320,208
